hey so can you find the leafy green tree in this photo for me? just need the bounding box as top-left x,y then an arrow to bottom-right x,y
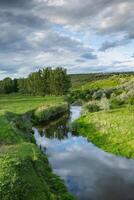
18,78 -> 29,94
0,67 -> 71,96
27,70 -> 43,95
42,67 -> 52,95
13,79 -> 18,93
2,77 -> 13,94
52,68 -> 71,95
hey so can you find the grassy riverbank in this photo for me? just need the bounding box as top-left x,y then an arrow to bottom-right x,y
0,95 -> 75,200
73,105 -> 134,158
70,74 -> 134,159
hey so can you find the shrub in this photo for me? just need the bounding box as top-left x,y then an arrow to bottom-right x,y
127,89 -> 134,98
84,101 -> 100,113
92,89 -> 104,100
119,92 -> 129,102
99,96 -> 110,111
104,88 -> 115,98
110,98 -> 124,109
128,97 -> 134,105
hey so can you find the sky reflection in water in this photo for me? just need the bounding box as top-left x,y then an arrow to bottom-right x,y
34,106 -> 134,200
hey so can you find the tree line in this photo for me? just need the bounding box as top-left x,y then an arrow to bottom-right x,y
0,67 -> 71,95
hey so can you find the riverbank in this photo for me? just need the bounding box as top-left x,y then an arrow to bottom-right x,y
73,105 -> 134,158
0,95 -> 75,200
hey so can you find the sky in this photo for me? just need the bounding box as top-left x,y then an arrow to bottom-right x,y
0,0 -> 134,79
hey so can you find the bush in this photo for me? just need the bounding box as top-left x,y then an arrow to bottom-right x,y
119,92 -> 129,102
104,88 -> 115,98
99,96 -> 110,111
127,89 -> 134,98
92,89 -> 104,100
128,97 -> 134,105
110,98 -> 124,109
84,101 -> 100,113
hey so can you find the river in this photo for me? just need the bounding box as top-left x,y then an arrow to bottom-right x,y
33,106 -> 134,200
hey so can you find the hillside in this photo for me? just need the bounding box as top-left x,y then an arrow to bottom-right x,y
70,72 -> 134,90
72,74 -> 134,158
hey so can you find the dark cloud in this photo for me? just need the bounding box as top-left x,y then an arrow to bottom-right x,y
0,11 -> 50,29
99,38 -> 130,51
0,66 -> 18,74
75,59 -> 86,63
81,53 -> 97,60
0,0 -> 35,8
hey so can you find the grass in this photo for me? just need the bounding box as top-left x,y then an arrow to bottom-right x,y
0,94 -> 75,200
0,143 -> 74,200
73,105 -> 134,158
0,94 -> 64,144
0,94 -> 64,114
72,75 -> 134,91
34,102 -> 69,123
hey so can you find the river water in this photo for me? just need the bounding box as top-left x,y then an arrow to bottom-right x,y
33,106 -> 134,200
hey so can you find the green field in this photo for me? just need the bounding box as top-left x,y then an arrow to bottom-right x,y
0,95 -> 74,200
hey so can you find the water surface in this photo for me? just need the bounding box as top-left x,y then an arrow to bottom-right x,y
33,106 -> 134,200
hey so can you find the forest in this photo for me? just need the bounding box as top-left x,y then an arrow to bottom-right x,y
0,67 -> 71,95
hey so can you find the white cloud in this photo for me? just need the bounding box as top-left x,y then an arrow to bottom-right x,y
0,0 -> 133,79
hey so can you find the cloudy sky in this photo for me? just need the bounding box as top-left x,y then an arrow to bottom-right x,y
0,0 -> 134,79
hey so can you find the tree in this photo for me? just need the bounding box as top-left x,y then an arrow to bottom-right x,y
27,70 -> 43,95
2,77 -> 13,94
0,67 -> 71,96
18,78 -> 29,94
42,67 -> 52,95
51,68 -> 71,95
13,79 -> 18,93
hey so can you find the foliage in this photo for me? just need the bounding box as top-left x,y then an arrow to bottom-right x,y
0,67 -> 71,96
68,74 -> 134,104
0,78 -> 18,94
99,96 -> 110,111
84,101 -> 100,113
0,143 -> 75,200
70,72 -> 134,90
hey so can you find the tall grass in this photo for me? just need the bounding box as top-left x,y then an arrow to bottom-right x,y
73,106 -> 134,158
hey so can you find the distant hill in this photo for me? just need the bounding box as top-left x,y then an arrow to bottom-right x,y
70,72 -> 134,89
